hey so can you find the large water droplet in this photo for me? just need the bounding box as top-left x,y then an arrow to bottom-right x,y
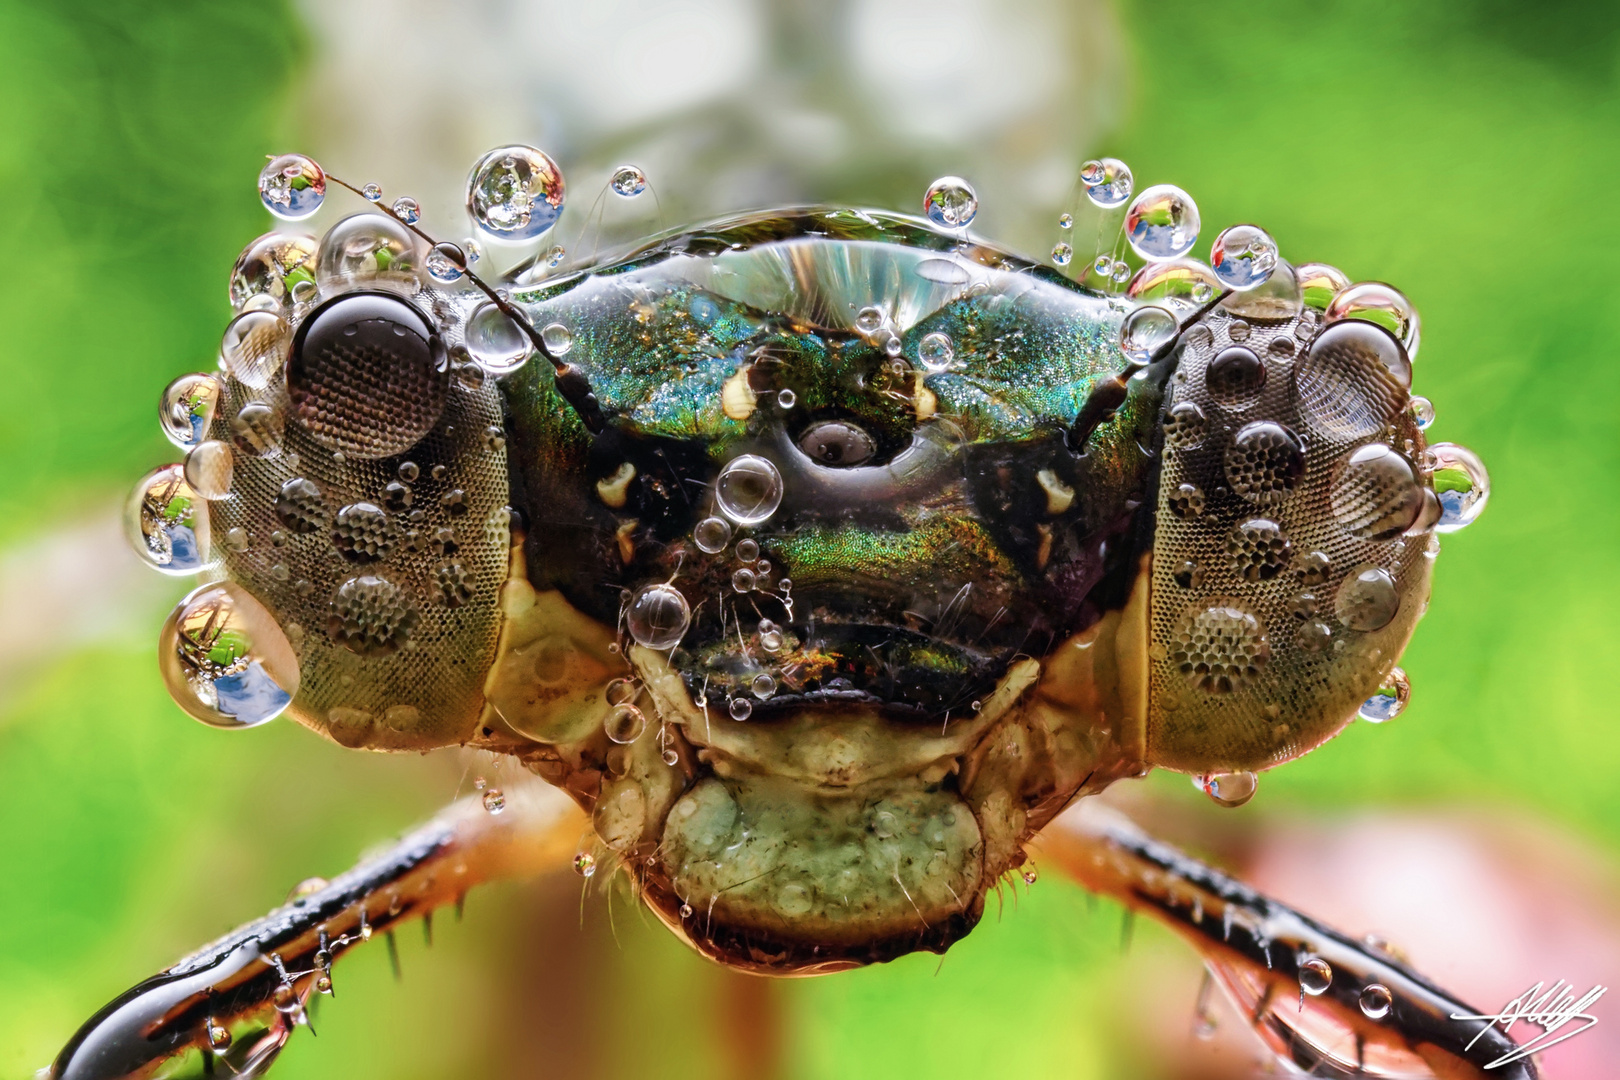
923,176 -> 977,228
1294,320 -> 1411,439
1358,666 -> 1411,722
1206,345 -> 1266,407
1330,444 -> 1424,540
1409,395 -> 1435,429
1119,305 -> 1178,363
1359,983 -> 1393,1020
1334,565 -> 1400,631
465,302 -> 531,374
1299,956 -> 1333,996
693,516 -> 733,553
1326,282 -> 1421,359
315,214 -> 419,289
1125,184 -> 1200,260
467,145 -> 566,240
918,331 -> 956,372
605,703 -> 647,743
159,580 -> 299,728
1295,263 -> 1349,311
125,465 -> 213,574
610,164 -> 648,197
229,233 -> 318,311
1225,421 -> 1306,505
258,153 -> 325,220
1210,224 -> 1278,290
183,440 -> 234,501
715,455 -> 784,525
1428,443 -> 1489,532
626,583 -> 691,650
159,373 -> 221,451
1195,770 -> 1258,808
1081,157 -> 1133,208
425,241 -> 467,282
1126,259 -> 1220,314
220,310 -> 291,389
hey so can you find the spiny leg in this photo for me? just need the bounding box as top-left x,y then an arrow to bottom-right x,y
1037,803 -> 1539,1080
50,784 -> 583,1080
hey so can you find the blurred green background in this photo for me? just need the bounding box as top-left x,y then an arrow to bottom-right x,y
1,0 -> 1617,1076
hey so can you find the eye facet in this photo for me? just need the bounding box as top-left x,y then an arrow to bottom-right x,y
797,418 -> 877,467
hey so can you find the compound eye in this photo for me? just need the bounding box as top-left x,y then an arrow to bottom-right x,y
287,291 -> 448,459
798,418 -> 876,467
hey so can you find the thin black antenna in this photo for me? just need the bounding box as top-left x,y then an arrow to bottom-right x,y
325,172 -> 605,433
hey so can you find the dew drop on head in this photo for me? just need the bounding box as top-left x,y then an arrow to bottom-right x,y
1428,443 -> 1489,531
923,176 -> 977,229
1125,184 -> 1200,260
605,703 -> 647,743
610,165 -> 648,198
1359,983 -> 1393,1020
626,583 -> 691,650
466,302 -> 531,374
1210,224 -> 1278,291
1195,770 -> 1258,808
1119,305 -> 1177,364
1081,157 -> 1133,208
715,455 -> 783,525
1326,282 -> 1420,358
1299,956 -> 1332,996
159,373 -> 222,451
125,464 -> 213,574
425,241 -> 467,282
258,153 -> 325,221
159,580 -> 299,729
467,145 -> 566,240
1295,263 -> 1349,311
1358,667 -> 1410,722
693,516 -> 732,554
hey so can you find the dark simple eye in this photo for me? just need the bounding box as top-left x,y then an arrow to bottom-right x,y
798,419 -> 877,467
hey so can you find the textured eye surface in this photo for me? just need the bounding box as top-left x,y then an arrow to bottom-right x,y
287,291 -> 448,460
797,418 -> 877,467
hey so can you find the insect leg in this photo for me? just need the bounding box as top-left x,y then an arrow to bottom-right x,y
49,784 -> 584,1080
1038,803 -> 1539,1080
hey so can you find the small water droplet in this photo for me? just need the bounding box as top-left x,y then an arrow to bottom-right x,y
625,583 -> 690,650
918,331 -> 955,372
1050,242 -> 1073,266
1358,667 -> 1411,722
732,568 -> 756,592
1125,184 -> 1200,260
715,455 -> 783,525
207,1018 -> 232,1051
361,182 -> 382,202
751,673 -> 776,699
1058,213 -> 1073,229
679,901 -> 694,918
574,852 -> 597,877
468,145 -> 565,239
605,703 -> 647,743
1409,395 -> 1435,429
777,388 -> 797,408
1022,867 -> 1038,885
1210,224 -> 1278,290
610,164 -> 648,197
923,176 -> 977,228
735,538 -> 760,562
258,154 -> 325,220
729,697 -> 753,721
1081,157 -> 1133,208
1195,770 -> 1258,808
1295,262 -> 1349,310
482,788 -> 506,814
1359,983 -> 1393,1020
